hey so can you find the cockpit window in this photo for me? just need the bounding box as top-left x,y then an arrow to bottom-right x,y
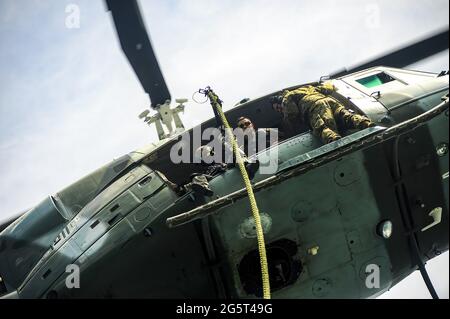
54,155 -> 135,219
356,72 -> 398,88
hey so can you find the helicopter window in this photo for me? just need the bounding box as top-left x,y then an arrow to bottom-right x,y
55,155 -> 135,219
356,72 -> 400,88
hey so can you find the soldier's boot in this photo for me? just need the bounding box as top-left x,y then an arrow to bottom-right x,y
191,183 -> 214,197
189,175 -> 214,197
358,118 -> 376,129
334,105 -> 375,130
346,112 -> 376,130
322,127 -> 342,144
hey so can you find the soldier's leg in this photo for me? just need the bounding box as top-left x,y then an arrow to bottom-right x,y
320,100 -> 339,133
309,102 -> 341,144
329,99 -> 375,130
155,170 -> 184,194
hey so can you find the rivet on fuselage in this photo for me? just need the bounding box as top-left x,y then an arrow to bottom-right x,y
308,246 -> 319,256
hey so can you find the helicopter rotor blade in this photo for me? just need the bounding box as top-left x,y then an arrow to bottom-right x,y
106,0 -> 171,108
330,28 -> 449,78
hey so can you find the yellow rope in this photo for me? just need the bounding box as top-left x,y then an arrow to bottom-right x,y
206,90 -> 271,299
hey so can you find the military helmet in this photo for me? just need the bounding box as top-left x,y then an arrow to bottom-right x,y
269,95 -> 283,106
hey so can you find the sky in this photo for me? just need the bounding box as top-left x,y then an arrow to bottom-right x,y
0,0 -> 448,298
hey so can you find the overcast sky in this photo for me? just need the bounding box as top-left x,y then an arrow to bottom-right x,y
0,0 -> 448,299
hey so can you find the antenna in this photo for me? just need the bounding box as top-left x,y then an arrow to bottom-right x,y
138,99 -> 187,140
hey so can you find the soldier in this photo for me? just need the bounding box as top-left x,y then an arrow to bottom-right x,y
270,82 -> 375,144
152,146 -> 222,197
186,145 -> 227,197
180,144 -> 258,198
236,117 -> 277,156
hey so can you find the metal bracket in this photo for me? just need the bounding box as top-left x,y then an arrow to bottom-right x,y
138,99 -> 187,140
421,207 -> 443,232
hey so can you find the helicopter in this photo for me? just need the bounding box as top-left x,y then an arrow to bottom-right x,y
0,0 -> 448,299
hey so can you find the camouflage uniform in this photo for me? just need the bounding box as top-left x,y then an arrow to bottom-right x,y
184,174 -> 214,196
282,82 -> 374,144
155,165 -> 220,197
178,146 -> 229,197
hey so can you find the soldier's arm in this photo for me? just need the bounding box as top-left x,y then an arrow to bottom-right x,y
316,82 -> 336,95
283,87 -> 308,105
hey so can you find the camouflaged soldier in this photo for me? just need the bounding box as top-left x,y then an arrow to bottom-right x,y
271,82 -> 375,144
186,143 -> 260,197
153,147 -> 223,197
236,117 -> 277,156
182,146 -> 225,197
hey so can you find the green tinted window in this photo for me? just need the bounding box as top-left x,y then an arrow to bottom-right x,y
357,72 -> 396,88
